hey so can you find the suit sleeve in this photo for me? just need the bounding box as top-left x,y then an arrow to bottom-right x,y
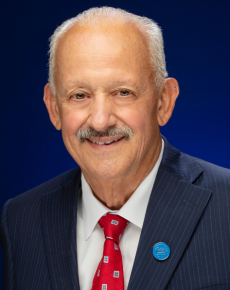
0,200 -> 14,290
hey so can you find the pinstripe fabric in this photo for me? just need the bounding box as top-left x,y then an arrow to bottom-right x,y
1,200 -> 14,290
127,169 -> 212,290
0,167 -> 80,290
41,169 -> 81,290
1,136 -> 230,290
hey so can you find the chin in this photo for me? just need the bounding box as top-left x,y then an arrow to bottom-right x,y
75,150 -> 134,179
86,162 -> 130,181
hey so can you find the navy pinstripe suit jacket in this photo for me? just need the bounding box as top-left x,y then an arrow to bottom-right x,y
1,137 -> 230,290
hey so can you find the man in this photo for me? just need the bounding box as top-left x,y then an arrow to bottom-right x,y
1,6 -> 230,290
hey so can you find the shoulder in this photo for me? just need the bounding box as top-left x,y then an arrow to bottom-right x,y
192,155 -> 230,190
173,150 -> 230,193
1,167 -> 80,222
194,155 -> 230,177
161,137 -> 230,191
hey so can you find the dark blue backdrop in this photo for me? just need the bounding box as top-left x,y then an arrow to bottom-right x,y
0,0 -> 230,286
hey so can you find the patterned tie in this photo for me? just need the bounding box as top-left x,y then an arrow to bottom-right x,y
91,213 -> 128,290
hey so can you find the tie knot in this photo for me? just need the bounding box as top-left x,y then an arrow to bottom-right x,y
98,213 -> 128,244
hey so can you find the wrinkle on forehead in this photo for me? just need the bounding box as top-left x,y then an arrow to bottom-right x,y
54,19 -> 154,93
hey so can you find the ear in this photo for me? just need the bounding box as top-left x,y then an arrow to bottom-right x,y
157,78 -> 179,126
43,83 -> 62,130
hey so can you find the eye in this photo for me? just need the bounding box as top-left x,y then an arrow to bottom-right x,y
118,89 -> 131,96
72,93 -> 86,99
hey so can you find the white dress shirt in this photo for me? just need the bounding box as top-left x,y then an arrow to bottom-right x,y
77,139 -> 164,290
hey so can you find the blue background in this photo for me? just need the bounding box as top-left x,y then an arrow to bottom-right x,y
0,0 -> 230,286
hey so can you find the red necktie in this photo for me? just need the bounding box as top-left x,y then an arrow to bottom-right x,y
91,213 -> 128,290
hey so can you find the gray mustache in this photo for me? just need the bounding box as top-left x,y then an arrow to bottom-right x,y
76,126 -> 134,142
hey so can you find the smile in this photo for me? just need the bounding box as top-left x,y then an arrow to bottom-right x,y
90,138 -> 121,145
86,136 -> 124,148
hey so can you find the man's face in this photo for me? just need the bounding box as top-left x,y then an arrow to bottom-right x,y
51,22 -> 162,181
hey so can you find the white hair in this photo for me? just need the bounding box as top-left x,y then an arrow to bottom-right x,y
48,7 -> 168,96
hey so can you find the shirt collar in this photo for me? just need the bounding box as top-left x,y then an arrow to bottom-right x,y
81,139 -> 164,241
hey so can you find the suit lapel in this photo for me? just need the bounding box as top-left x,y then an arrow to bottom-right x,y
128,138 -> 212,290
41,168 -> 81,290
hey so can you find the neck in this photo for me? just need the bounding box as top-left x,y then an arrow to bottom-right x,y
82,136 -> 162,210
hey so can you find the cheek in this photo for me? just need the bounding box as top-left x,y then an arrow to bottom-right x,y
60,108 -> 86,136
119,102 -> 157,136
127,111 -> 144,132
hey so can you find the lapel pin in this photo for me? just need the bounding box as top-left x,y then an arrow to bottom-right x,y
153,242 -> 170,261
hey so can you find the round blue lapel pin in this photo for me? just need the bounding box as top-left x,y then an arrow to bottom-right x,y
153,242 -> 170,261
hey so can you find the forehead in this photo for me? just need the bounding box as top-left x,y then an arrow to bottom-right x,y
56,20 -> 151,71
53,20 -> 155,95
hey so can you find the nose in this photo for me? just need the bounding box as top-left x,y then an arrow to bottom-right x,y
86,94 -> 116,132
